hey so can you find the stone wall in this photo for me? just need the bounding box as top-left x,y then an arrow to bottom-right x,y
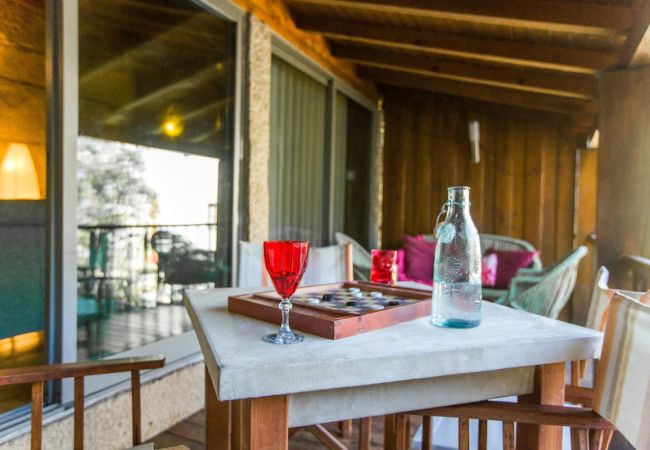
245,15 -> 272,243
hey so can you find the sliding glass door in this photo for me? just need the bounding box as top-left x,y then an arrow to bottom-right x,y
76,0 -> 239,360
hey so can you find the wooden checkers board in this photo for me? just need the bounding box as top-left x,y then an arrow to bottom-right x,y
228,281 -> 432,339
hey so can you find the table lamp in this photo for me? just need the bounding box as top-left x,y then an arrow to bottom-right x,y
0,143 -> 41,200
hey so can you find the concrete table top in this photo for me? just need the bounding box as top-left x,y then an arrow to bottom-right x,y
185,287 -> 603,405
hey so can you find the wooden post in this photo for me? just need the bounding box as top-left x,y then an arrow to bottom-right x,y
517,363 -> 565,450
205,365 -> 231,450
131,371 -> 141,445
74,376 -> 85,450
31,381 -> 43,450
422,416 -> 432,450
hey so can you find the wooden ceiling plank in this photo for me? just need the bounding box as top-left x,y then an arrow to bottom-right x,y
331,43 -> 598,98
287,0 -> 634,34
295,15 -> 617,72
360,66 -> 598,116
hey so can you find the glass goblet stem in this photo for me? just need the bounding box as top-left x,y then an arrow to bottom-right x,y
278,297 -> 293,335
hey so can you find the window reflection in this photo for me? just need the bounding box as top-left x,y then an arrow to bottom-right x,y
77,0 -> 236,359
0,0 -> 48,413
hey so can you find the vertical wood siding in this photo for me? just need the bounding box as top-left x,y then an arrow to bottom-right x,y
382,89 -> 578,266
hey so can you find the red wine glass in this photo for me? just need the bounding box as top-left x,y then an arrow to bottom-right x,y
263,240 -> 310,344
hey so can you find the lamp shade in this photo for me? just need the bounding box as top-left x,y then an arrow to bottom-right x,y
0,143 -> 40,200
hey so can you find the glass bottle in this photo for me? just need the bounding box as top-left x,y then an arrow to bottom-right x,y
432,186 -> 482,328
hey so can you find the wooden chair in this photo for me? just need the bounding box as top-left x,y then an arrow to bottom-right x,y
334,232 -> 372,281
495,246 -> 588,320
0,355 -> 186,450
407,291 -> 650,450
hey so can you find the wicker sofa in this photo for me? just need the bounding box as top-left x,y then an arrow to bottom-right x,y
336,232 -> 543,301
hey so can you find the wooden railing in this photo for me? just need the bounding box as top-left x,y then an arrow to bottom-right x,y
0,355 -> 165,450
612,255 -> 650,292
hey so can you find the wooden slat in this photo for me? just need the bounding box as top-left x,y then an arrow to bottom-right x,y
360,66 -> 597,117
478,419 -> 487,450
331,43 -> 599,99
421,416 -> 432,450
288,0 -> 634,33
565,385 -> 594,408
0,355 -> 164,385
307,424 -> 347,450
359,417 -> 371,450
411,401 -> 614,430
294,15 -> 618,72
571,428 -> 589,450
502,421 -> 515,450
458,418 -> 469,450
591,429 -> 606,450
74,377 -> 84,450
131,370 -> 142,446
31,381 -> 43,450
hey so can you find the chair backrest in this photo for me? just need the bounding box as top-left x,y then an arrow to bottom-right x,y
509,246 -> 588,319
237,242 -> 353,287
334,232 -> 371,281
585,266 -> 613,331
301,244 -> 353,285
423,233 -> 543,269
0,355 -> 164,450
593,292 -> 650,450
238,241 -> 266,288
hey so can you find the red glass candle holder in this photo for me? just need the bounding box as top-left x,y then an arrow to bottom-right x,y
370,249 -> 397,285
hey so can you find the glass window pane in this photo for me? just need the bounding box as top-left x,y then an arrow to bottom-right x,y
269,57 -> 327,245
77,0 -> 236,359
0,0 -> 48,413
335,95 -> 373,248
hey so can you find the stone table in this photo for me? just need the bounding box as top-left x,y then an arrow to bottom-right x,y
185,287 -> 602,450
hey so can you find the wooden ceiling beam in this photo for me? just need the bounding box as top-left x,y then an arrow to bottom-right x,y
360,66 -> 598,117
331,43 -> 598,99
287,0 -> 634,34
295,15 -> 618,72
622,0 -> 650,66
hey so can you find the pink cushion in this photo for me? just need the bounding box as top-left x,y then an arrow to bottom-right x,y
487,248 -> 538,289
481,253 -> 498,287
403,235 -> 436,283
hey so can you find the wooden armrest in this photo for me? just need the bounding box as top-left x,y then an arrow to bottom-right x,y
409,401 -> 614,430
565,385 -> 594,408
0,355 -> 165,385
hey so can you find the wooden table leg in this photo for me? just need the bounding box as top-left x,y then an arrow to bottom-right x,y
517,363 -> 565,450
205,365 -> 231,450
241,395 -> 288,449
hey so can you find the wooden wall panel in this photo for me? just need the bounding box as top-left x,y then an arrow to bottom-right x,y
598,66 -> 650,266
382,89 -> 578,266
